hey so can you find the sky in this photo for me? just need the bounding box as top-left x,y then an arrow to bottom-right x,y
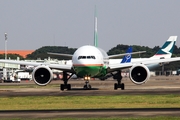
0,0 -> 180,52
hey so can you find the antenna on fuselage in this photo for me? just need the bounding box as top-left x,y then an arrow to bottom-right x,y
94,6 -> 98,47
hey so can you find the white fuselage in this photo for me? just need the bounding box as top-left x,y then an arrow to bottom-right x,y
72,45 -> 108,78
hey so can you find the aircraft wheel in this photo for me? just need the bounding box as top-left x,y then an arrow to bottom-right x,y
60,84 -> 64,91
83,85 -> 91,90
88,85 -> 91,89
121,83 -> 125,90
83,85 -> 87,89
114,83 -> 118,90
67,84 -> 71,90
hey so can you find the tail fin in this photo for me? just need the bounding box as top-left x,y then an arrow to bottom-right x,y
121,46 -> 132,63
151,36 -> 177,59
94,6 -> 98,47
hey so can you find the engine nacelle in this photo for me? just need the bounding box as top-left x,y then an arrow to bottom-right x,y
32,65 -> 53,86
129,64 -> 150,85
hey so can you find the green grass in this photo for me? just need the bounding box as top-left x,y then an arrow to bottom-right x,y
0,95 -> 180,110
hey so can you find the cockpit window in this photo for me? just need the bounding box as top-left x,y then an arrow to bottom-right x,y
87,56 -> 91,59
78,56 -> 96,60
91,56 -> 95,59
82,56 -> 86,59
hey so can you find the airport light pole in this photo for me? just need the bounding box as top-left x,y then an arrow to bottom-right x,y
4,33 -> 7,81
4,33 -> 7,60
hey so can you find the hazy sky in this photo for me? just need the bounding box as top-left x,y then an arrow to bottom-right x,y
0,0 -> 180,52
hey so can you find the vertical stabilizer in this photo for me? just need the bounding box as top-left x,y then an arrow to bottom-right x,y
151,36 -> 177,59
94,6 -> 98,47
121,46 -> 132,63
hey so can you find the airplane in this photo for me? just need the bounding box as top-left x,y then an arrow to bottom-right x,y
77,36 -> 178,90
0,35 -> 178,91
0,11 -> 179,91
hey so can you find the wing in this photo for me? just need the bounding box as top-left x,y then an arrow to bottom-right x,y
108,57 -> 180,72
47,51 -> 146,59
0,59 -> 73,72
47,52 -> 73,59
108,51 -> 146,59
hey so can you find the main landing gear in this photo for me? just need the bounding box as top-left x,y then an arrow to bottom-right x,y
60,71 -> 125,91
113,70 -> 125,90
60,72 -> 72,91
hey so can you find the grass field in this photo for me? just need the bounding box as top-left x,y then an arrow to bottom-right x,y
0,95 -> 180,110
0,93 -> 180,119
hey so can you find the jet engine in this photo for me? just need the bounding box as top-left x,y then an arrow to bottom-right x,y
32,65 -> 53,86
129,64 -> 150,85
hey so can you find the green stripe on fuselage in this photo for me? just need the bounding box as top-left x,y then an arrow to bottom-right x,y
73,65 -> 107,78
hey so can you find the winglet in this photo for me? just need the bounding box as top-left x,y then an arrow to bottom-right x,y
94,6 -> 98,47
151,36 -> 177,59
121,46 -> 132,63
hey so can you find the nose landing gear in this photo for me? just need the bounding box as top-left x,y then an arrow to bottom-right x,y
83,76 -> 92,90
83,80 -> 92,90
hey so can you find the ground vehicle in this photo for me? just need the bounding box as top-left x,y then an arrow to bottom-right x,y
3,71 -> 21,83
16,71 -> 31,80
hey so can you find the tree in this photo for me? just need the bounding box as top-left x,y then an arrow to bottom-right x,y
0,54 -> 24,60
26,46 -> 76,60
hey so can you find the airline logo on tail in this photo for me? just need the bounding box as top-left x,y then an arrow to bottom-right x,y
121,46 -> 132,63
152,36 -> 177,59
